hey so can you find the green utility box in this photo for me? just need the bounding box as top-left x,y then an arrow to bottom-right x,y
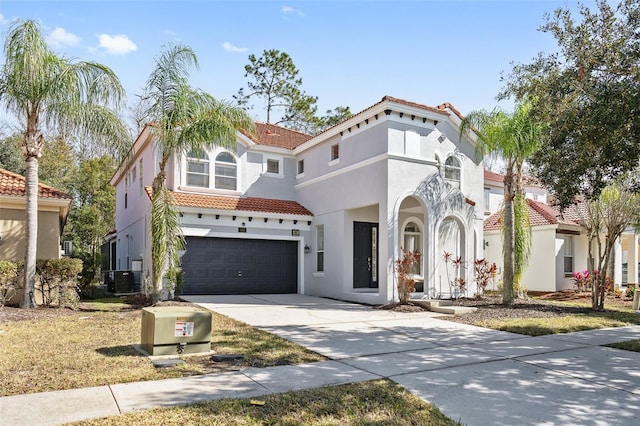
141,307 -> 212,356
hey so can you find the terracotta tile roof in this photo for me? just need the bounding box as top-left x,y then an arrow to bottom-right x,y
312,96 -> 453,138
381,96 -> 451,115
254,122 -> 313,150
484,170 -> 541,187
145,188 -> 312,216
0,167 -> 71,200
484,170 -> 504,183
484,199 -> 581,231
436,102 -> 465,120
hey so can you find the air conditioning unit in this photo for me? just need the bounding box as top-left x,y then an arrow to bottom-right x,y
62,241 -> 72,256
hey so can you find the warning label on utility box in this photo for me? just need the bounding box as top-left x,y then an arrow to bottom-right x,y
175,321 -> 194,337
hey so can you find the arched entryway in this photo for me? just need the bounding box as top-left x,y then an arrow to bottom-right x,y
397,196 -> 426,292
437,216 -> 466,298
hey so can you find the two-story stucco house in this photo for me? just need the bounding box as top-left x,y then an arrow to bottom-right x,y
110,96 -> 484,305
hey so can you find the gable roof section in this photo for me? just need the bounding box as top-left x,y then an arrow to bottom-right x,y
145,188 -> 312,216
484,199 -> 581,231
0,167 -> 71,200
254,122 -> 313,150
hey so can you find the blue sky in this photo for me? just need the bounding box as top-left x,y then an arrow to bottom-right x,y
0,0 -> 593,127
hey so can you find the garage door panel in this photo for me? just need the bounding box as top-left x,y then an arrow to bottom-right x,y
182,237 -> 298,295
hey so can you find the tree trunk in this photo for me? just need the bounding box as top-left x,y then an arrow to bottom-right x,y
21,156 -> 39,308
502,165 -> 516,306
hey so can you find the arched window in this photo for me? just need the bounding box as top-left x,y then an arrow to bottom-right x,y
403,221 -> 422,276
444,156 -> 461,189
214,151 -> 237,190
186,150 -> 209,187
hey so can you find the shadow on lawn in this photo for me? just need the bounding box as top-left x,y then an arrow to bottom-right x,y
96,344 -> 146,357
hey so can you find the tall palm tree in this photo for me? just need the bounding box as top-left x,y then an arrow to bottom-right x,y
0,20 -> 128,308
460,99 -> 542,305
142,44 -> 255,301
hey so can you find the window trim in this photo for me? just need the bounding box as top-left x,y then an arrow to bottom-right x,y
316,225 -> 325,273
444,155 -> 462,188
262,154 -> 284,178
186,150 -> 211,188
400,217 -> 424,278
297,159 -> 305,177
329,143 -> 340,165
213,150 -> 238,190
563,235 -> 574,276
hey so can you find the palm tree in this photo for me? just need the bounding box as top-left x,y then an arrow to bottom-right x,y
141,44 -> 255,302
460,99 -> 542,305
0,20 -> 128,308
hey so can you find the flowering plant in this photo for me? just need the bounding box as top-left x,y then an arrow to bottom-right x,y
395,248 -> 422,304
573,270 -> 593,292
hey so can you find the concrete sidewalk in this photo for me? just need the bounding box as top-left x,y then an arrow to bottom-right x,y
2,294 -> 640,425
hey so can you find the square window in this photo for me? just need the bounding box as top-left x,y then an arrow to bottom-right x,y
331,144 -> 339,161
267,158 -> 280,174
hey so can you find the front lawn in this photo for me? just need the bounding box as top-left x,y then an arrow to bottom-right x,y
446,294 -> 640,336
0,298 -> 325,397
72,379 -> 459,426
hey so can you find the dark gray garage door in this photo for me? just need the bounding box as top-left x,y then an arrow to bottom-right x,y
181,237 -> 298,295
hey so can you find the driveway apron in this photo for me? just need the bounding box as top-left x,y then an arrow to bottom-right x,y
185,294 -> 640,426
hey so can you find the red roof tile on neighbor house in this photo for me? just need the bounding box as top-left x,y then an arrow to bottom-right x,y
145,188 -> 313,216
484,199 -> 581,231
254,122 -> 313,150
0,167 -> 71,200
484,170 -> 504,183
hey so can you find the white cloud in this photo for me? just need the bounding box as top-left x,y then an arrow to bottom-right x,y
46,27 -> 80,48
222,41 -> 248,53
282,5 -> 304,16
97,34 -> 137,55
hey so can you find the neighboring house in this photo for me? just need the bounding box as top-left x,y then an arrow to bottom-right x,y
0,167 -> 71,262
484,198 -> 587,292
483,170 -> 547,217
110,96 -> 485,305
0,167 -> 72,305
482,171 -> 637,292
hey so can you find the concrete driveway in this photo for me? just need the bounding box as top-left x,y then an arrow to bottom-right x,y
184,294 -> 640,426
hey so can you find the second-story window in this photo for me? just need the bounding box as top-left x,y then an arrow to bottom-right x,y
444,156 -> 461,189
330,144 -> 340,162
266,158 -> 280,174
186,150 -> 210,187
297,159 -> 305,175
214,151 -> 237,190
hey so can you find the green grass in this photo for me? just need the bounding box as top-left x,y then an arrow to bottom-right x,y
606,339 -> 640,352
0,301 -> 325,397
471,306 -> 640,336
73,379 -> 460,426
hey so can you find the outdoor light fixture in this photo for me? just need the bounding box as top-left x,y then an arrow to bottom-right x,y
304,244 -> 311,254
197,213 -> 202,218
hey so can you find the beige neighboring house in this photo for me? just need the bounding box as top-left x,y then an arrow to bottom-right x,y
482,170 -> 638,292
0,167 -> 72,262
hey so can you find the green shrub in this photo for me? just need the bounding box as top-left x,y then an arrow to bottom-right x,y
36,258 -> 83,308
0,260 -> 19,307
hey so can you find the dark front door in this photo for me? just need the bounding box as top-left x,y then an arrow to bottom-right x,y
353,222 -> 379,288
181,237 -> 298,294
